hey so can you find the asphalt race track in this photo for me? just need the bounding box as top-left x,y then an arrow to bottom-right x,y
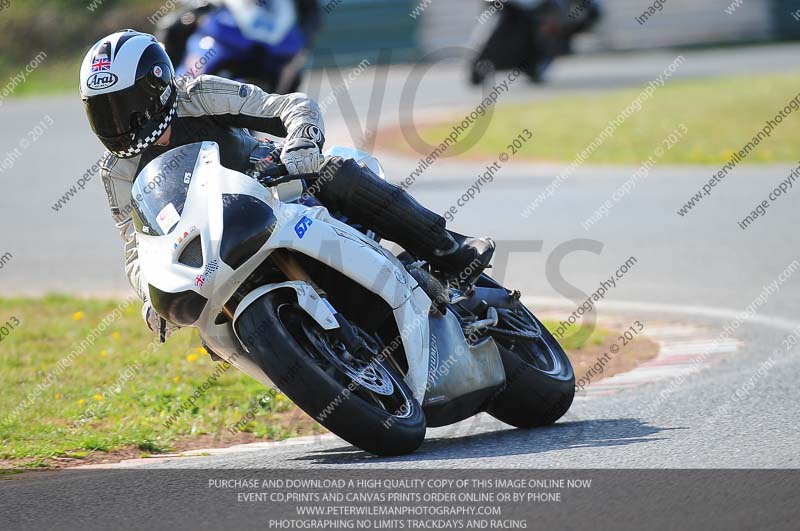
1,45 -> 799,471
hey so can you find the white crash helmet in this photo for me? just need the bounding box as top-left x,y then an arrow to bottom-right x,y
79,30 -> 178,158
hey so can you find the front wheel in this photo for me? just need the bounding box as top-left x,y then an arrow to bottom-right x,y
234,289 -> 426,456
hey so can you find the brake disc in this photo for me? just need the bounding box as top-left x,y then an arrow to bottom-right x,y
340,358 -> 395,396
305,323 -> 396,396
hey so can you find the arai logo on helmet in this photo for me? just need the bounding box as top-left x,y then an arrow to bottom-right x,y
86,72 -> 119,90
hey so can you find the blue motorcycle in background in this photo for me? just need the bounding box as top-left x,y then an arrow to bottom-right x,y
157,0 -> 321,93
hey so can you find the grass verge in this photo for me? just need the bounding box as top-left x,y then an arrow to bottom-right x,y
1,297 -> 656,470
383,72 -> 800,164
0,1 -> 164,97
0,296 -> 320,471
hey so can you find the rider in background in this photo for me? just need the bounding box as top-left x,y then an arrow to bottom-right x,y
471,0 -> 602,84
158,0 -> 321,93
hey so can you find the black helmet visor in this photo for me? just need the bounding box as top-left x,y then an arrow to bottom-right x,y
83,80 -> 170,140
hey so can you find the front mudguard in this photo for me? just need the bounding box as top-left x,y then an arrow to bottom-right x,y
233,280 -> 340,337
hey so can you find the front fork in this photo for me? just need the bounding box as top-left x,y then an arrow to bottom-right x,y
270,250 -> 371,360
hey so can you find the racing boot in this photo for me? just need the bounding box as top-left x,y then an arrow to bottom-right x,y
428,230 -> 495,288
313,157 -> 495,287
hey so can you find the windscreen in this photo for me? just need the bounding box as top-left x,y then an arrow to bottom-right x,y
131,143 -> 203,236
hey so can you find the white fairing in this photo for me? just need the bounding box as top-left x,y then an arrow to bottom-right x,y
135,142 -> 432,400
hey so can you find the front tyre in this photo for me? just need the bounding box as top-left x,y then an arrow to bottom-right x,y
235,289 -> 426,456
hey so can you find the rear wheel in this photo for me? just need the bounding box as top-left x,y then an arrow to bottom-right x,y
235,289 -> 425,456
480,276 -> 575,428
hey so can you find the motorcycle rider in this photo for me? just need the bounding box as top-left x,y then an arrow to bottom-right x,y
471,0 -> 602,84
79,30 -> 495,339
158,0 -> 321,93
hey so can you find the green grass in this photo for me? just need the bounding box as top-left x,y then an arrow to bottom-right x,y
0,296 -> 611,467
543,320 -> 607,351
417,72 -> 800,164
0,296 -> 302,465
0,1 -> 164,98
5,56 -> 83,97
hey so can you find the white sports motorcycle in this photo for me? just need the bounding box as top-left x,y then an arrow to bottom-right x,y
132,141 -> 574,456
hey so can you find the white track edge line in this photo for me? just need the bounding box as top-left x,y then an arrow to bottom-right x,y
522,297 -> 800,333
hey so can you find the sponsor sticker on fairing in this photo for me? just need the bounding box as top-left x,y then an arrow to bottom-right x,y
294,216 -> 313,238
156,202 -> 181,233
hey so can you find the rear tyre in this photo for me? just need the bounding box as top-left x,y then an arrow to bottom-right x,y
480,276 -> 575,428
235,289 -> 426,456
